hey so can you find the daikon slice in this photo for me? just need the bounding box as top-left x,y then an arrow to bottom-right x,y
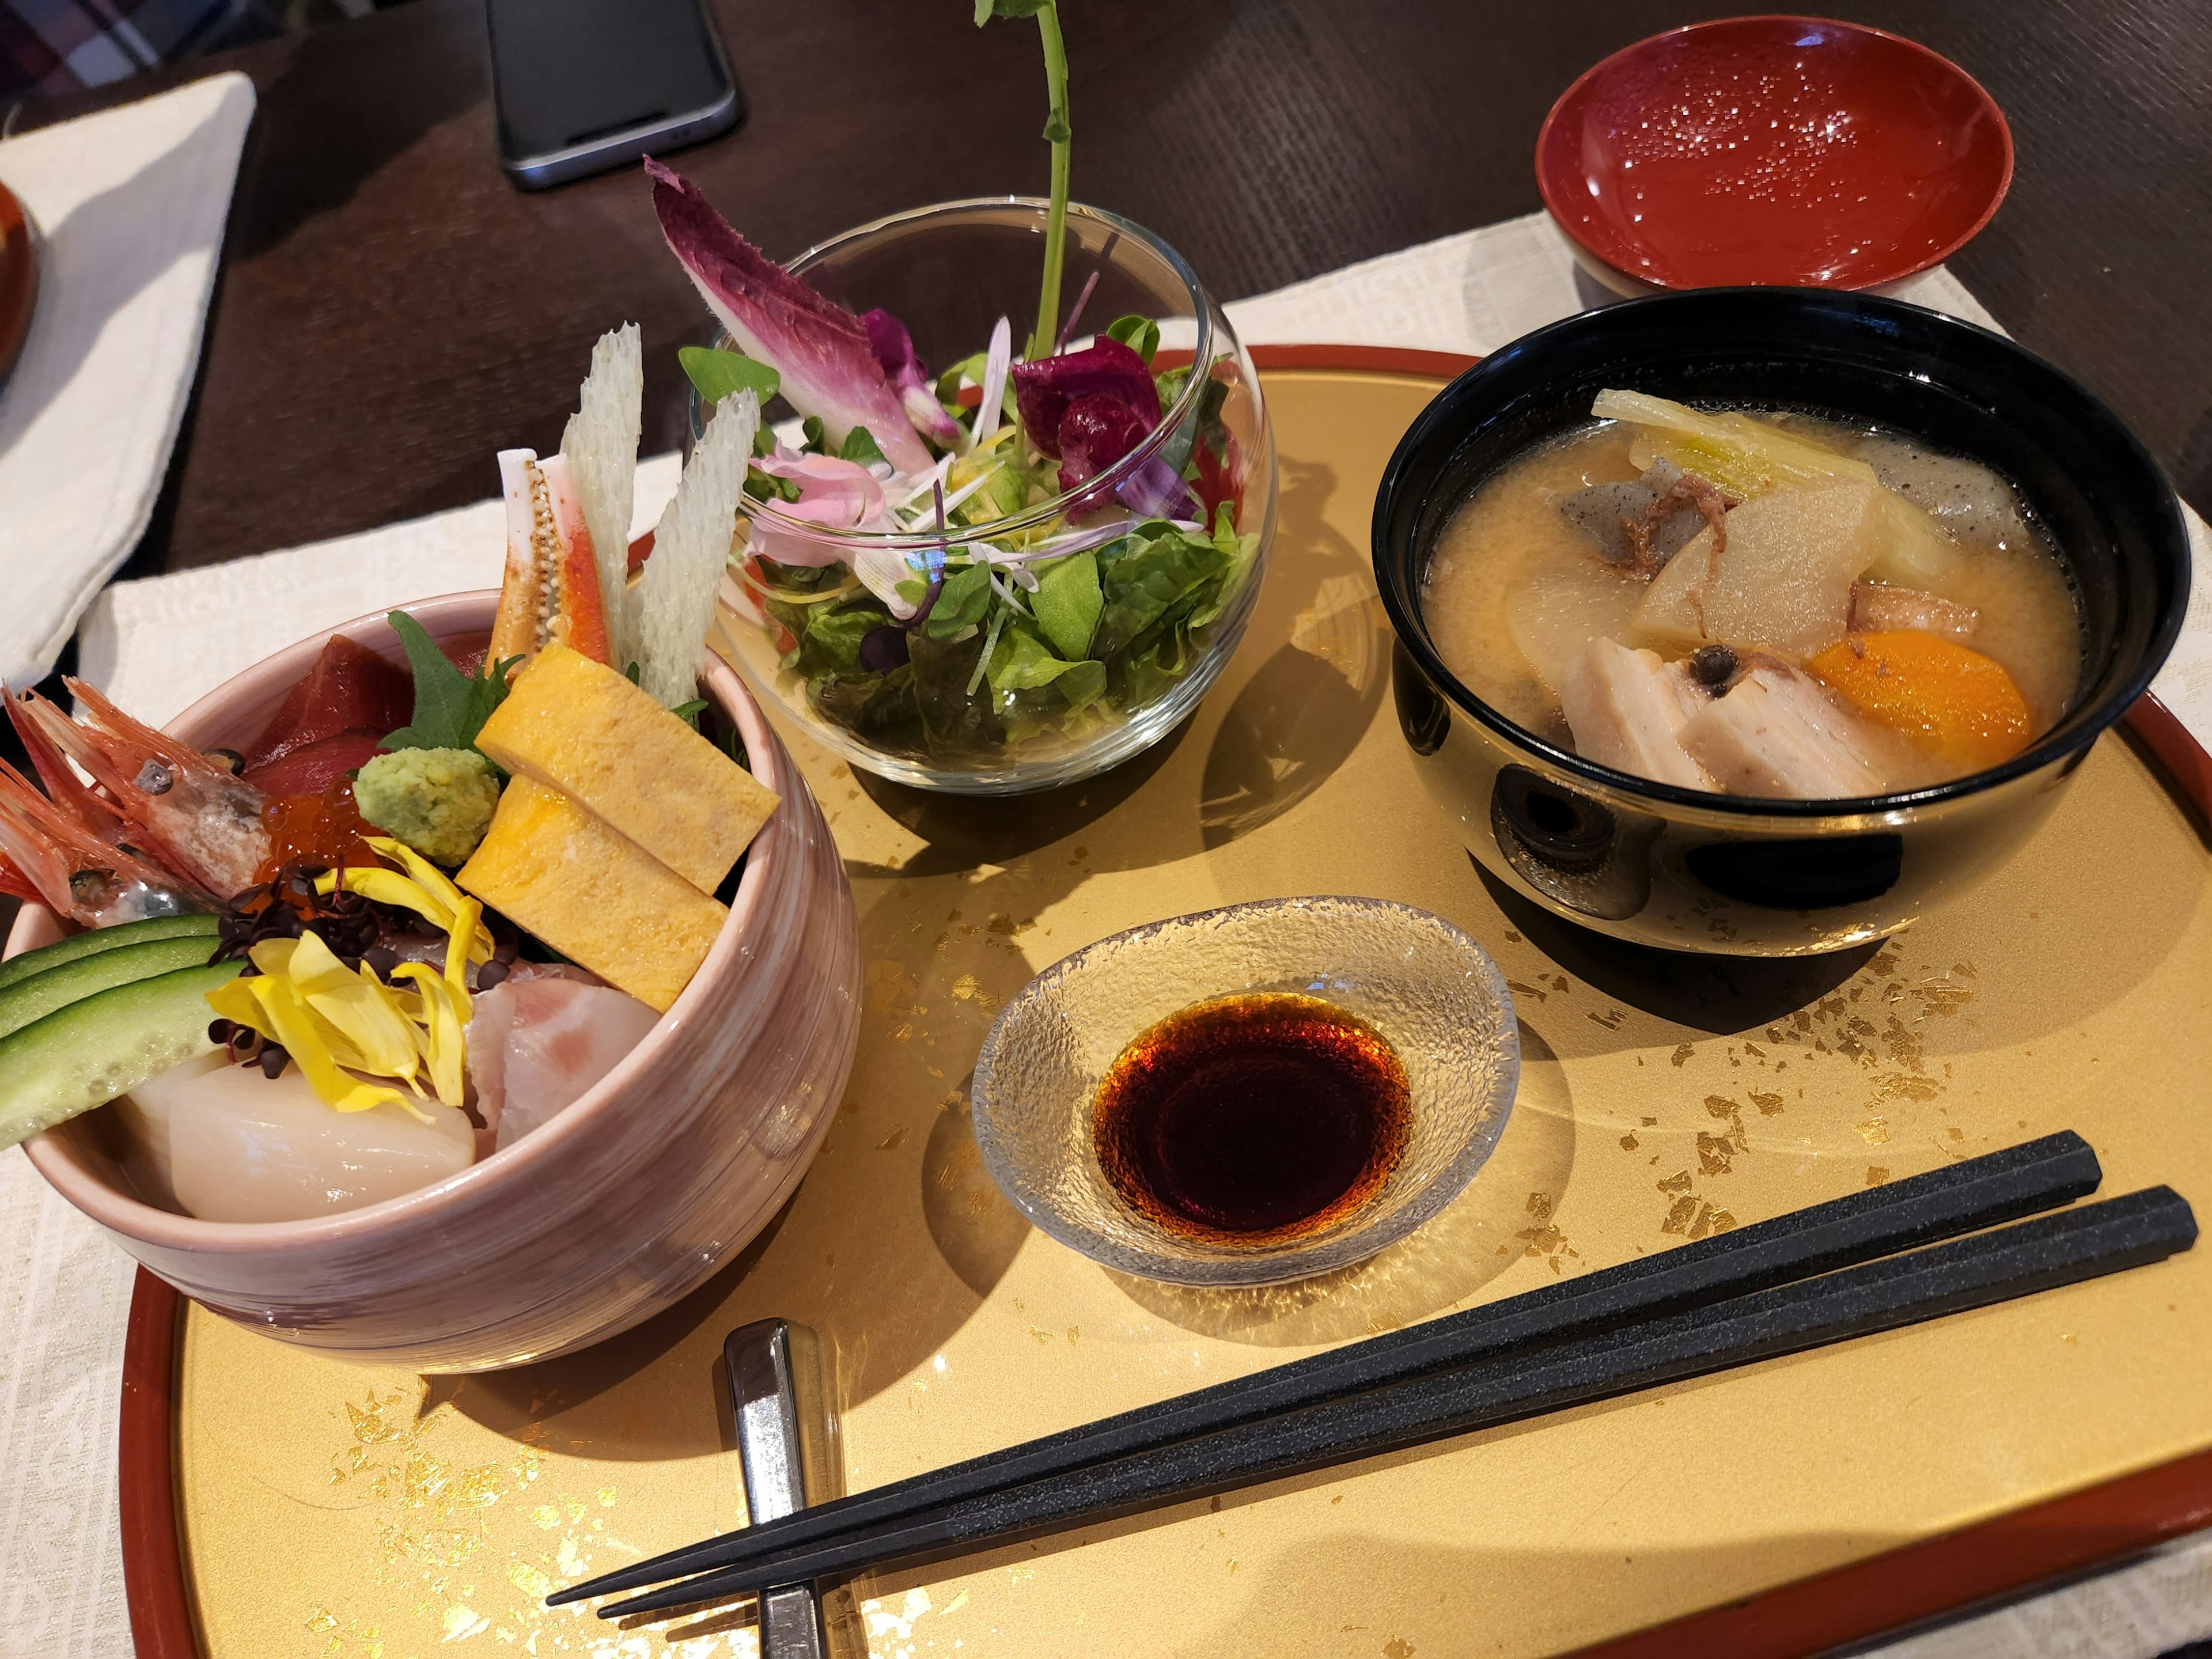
1635,480 -> 1886,661
1506,551 -> 1646,695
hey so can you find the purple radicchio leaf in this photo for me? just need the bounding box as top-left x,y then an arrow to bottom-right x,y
645,158 -> 933,474
1007,337 -> 1157,461
1056,393 -> 1154,488
862,308 -> 965,450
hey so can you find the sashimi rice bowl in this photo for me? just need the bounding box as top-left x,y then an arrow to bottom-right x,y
2,338 -> 861,1369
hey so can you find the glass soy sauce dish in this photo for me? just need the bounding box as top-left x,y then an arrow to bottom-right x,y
971,896 -> 1520,1287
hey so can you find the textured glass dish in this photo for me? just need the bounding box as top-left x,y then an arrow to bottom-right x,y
971,896 -> 1521,1286
696,198 -> 1278,796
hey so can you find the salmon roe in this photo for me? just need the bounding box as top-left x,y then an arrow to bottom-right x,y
254,776 -> 384,886
1808,631 -> 2034,772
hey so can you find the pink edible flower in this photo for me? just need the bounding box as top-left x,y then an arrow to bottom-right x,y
863,309 -> 965,450
750,450 -> 891,566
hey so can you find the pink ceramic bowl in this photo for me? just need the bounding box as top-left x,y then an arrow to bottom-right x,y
7,593 -> 861,1372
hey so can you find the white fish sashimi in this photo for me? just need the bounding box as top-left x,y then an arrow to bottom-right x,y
119,1055 -> 474,1223
465,976 -> 660,1152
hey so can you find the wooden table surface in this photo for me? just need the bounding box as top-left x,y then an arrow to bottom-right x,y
12,0 -> 2210,577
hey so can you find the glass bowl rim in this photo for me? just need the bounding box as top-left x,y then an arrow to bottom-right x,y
695,196 -> 1225,553
968,894 -> 1524,1286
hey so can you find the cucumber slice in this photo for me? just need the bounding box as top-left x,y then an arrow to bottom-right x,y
0,935 -> 228,1041
0,913 -> 221,994
0,960 -> 244,1152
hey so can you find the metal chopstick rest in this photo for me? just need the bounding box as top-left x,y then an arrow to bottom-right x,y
552,1131 -> 2101,1610
603,1185 -> 2195,1619
726,1319 -> 840,1658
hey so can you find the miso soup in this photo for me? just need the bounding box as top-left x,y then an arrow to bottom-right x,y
1419,391 -> 2081,799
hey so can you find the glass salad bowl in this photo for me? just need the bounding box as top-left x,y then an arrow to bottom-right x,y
692,198 -> 1278,796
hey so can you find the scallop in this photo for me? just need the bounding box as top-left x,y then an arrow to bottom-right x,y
119,1054 -> 474,1222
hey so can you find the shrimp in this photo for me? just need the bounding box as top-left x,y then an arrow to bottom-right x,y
14,681 -> 270,900
0,753 -> 211,925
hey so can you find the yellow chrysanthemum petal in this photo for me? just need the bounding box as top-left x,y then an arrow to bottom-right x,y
391,963 -> 468,1108
239,974 -> 411,1116
315,862 -> 495,964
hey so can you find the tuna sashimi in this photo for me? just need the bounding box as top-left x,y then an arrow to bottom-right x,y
464,974 -> 660,1151
241,634 -> 412,772
244,730 -> 388,798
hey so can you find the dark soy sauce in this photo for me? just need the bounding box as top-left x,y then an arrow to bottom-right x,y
1093,993 -> 1411,1245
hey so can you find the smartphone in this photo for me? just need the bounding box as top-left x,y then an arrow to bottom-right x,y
486,0 -> 743,190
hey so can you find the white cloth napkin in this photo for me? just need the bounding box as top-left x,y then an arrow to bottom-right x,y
0,72 -> 255,691
6,210 -> 2207,1659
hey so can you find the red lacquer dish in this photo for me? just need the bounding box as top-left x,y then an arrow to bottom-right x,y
1537,16 -> 2013,292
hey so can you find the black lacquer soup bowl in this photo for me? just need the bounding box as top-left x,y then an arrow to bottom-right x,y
1373,289 -> 2188,956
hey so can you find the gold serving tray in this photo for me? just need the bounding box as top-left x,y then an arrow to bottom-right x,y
165,361 -> 2212,1659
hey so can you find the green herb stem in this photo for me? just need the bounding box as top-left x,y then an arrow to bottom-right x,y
1027,1 -> 1071,361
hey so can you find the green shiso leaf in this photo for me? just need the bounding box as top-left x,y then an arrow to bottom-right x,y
679,345 -> 780,406
382,612 -> 518,756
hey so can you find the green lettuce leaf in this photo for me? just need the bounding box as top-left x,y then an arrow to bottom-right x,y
1187,500 -> 1259,631
1092,524 -> 1229,661
910,630 -> 1005,753
679,346 -> 781,406
925,560 -> 995,641
1032,551 -> 1102,659
790,601 -> 888,678
839,425 -> 887,465
1104,315 -> 1161,364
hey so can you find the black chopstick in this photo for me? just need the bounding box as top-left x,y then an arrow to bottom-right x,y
598,1184 -> 2195,1620
554,1131 -> 2100,1610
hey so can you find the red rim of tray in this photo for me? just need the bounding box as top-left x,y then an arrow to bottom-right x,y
1537,16 -> 2015,291
117,346 -> 2207,1658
